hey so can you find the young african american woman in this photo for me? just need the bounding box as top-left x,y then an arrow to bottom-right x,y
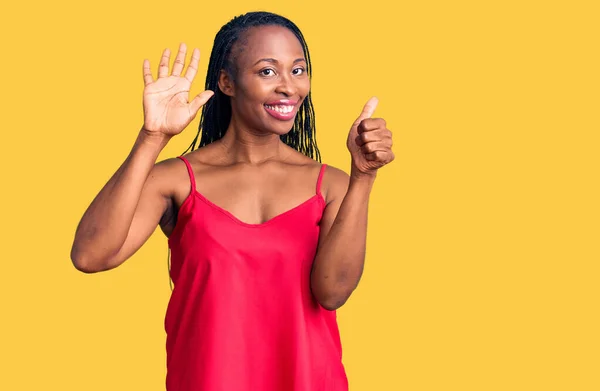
71,11 -> 394,391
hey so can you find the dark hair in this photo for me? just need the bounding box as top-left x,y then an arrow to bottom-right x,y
182,11 -> 321,162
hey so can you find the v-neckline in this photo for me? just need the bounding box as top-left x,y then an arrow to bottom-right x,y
192,190 -> 324,228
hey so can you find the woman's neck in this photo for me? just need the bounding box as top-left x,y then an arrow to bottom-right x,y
218,117 -> 288,165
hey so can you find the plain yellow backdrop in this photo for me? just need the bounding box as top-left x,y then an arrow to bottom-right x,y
1,0 -> 599,390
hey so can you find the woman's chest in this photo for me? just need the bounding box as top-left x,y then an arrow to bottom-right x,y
174,164 -> 324,226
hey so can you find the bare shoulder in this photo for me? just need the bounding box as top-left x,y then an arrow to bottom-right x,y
321,164 -> 350,205
179,141 -> 229,169
153,156 -> 186,173
149,155 -> 198,234
147,156 -> 193,202
281,144 -> 349,203
157,141 -> 225,176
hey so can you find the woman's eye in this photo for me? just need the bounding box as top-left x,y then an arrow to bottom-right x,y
292,68 -> 305,75
260,68 -> 275,76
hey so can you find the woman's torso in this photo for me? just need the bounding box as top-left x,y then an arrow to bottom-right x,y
161,143 -> 348,391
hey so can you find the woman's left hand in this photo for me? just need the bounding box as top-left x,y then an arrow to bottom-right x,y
346,97 -> 395,178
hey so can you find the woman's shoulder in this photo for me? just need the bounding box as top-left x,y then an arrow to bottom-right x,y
145,156 -> 194,199
154,144 -> 225,192
321,163 -> 348,180
178,143 -> 217,163
171,143 -> 225,174
283,147 -> 349,195
320,163 -> 350,202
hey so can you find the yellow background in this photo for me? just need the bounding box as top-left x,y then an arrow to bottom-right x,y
1,0 -> 599,390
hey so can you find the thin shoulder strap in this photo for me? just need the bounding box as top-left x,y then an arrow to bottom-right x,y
177,156 -> 196,193
316,164 -> 327,196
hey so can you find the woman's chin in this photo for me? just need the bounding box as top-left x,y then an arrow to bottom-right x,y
260,118 -> 297,136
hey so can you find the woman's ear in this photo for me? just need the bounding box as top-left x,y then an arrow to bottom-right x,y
218,70 -> 235,97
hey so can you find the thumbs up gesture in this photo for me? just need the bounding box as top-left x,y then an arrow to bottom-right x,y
347,97 -> 395,178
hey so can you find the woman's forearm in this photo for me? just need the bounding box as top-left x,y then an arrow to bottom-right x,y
311,174 -> 376,310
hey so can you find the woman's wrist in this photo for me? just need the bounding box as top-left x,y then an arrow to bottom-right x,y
138,127 -> 171,149
350,164 -> 377,184
349,170 -> 376,194
129,127 -> 171,162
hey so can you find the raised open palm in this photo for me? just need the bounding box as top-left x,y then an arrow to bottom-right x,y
142,43 -> 214,137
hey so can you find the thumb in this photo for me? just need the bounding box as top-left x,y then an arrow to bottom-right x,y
353,96 -> 379,127
189,90 -> 215,116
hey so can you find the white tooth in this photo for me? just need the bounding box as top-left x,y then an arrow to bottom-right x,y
266,104 -> 294,115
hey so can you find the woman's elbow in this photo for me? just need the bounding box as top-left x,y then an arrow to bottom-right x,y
311,284 -> 352,311
70,246 -> 112,274
71,252 -> 99,273
319,298 -> 348,311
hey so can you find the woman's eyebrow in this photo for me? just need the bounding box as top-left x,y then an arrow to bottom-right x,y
253,58 -> 307,66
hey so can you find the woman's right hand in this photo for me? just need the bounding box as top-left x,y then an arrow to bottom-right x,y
142,43 -> 214,138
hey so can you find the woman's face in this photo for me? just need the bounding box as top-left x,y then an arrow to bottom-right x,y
222,25 -> 310,136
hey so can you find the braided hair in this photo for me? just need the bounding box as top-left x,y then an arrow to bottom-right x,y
182,11 -> 321,162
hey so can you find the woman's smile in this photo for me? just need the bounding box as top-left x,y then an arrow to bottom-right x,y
264,99 -> 298,121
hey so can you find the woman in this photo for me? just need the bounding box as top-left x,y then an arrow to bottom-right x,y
71,11 -> 394,391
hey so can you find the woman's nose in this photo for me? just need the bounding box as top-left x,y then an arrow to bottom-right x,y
274,73 -> 297,96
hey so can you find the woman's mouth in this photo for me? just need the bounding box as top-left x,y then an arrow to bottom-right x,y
264,102 -> 297,121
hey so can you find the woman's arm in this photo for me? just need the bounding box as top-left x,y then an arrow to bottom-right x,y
311,97 -> 395,310
70,131 -> 172,273
311,170 -> 374,310
70,43 -> 213,273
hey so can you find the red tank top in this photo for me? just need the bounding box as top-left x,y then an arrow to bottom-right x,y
165,156 -> 348,391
